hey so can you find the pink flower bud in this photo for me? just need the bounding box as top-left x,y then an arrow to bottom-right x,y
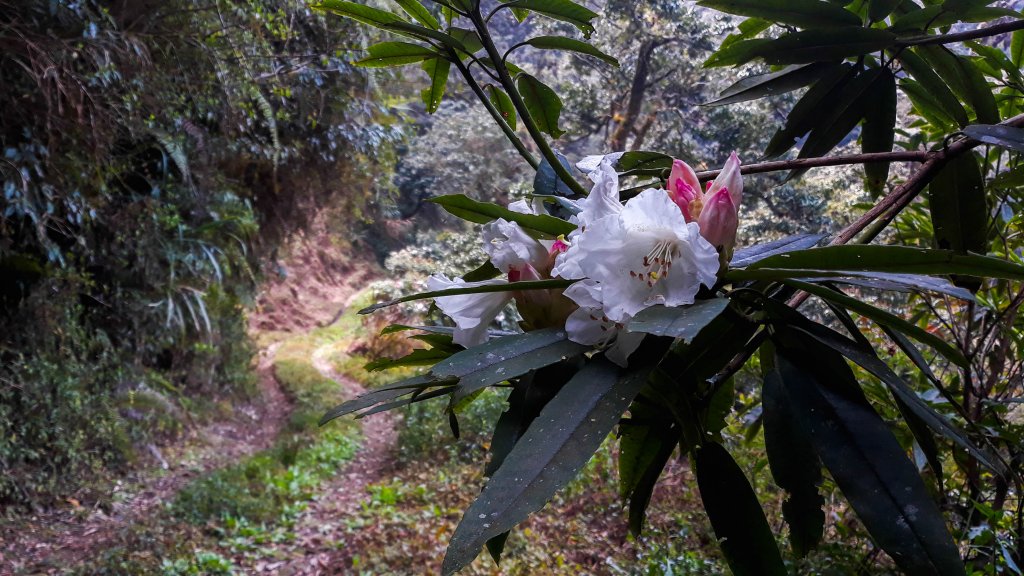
667,159 -> 701,222
707,151 -> 743,207
697,188 -> 739,255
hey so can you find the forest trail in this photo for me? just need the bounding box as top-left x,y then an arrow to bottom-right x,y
246,336 -> 399,575
0,229 -> 384,575
0,341 -> 292,574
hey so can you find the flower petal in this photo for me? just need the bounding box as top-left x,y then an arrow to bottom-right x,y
707,151 -> 743,207
427,274 -> 513,347
482,218 -> 548,274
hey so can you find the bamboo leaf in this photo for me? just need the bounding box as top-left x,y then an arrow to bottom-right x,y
359,278 -> 573,314
964,124 -> 1024,153
929,153 -> 988,260
783,279 -> 968,367
737,245 -> 1024,281
730,233 -> 827,267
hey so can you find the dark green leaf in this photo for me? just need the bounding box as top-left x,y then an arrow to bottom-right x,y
964,124 -> 1024,153
929,153 -> 988,259
533,150 -> 575,197
383,20 -> 469,52
861,67 -> 897,195
782,309 -> 1008,479
916,46 -> 999,124
354,41 -> 438,68
752,28 -> 897,65
365,347 -> 452,371
796,68 -> 889,173
499,0 -> 599,37
703,38 -> 775,68
319,374 -> 444,424
523,36 -> 619,66
698,0 -> 862,28
781,279 -> 968,368
448,27 -> 484,56
394,0 -> 439,28
429,193 -> 576,237
461,259 -> 501,282
517,73 -> 565,138
806,272 -> 976,301
765,63 -> 856,158
737,245 -> 1024,280
358,278 -> 573,314
432,327 -> 589,402
897,49 -> 970,128
315,0 -> 403,28
706,62 -> 840,106
485,85 -> 517,130
773,331 -> 966,576
694,442 -> 787,576
486,364 -> 575,477
357,385 -> 458,418
624,418 -> 677,536
485,532 -> 510,564
763,356 -> 824,557
441,353 -> 662,575
721,17 -> 771,50
615,151 -> 674,173
868,0 -> 901,22
892,392 -> 944,492
626,298 -> 730,341
1012,28 -> 1024,67
421,57 -> 450,113
731,234 -> 827,267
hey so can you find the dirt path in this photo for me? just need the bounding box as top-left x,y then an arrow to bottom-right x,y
0,233 -> 381,574
245,312 -> 399,575
0,342 -> 292,575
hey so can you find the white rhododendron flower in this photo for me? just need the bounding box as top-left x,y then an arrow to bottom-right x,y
428,152 -> 741,365
427,275 -> 511,348
563,280 -> 644,367
557,187 -> 719,323
482,218 -> 548,276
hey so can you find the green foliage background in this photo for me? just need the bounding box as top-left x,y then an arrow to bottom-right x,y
0,0 -> 405,505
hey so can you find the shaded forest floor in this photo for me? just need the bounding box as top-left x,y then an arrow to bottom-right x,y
0,231 -> 872,575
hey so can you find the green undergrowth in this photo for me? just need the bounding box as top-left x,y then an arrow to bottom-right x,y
77,293 -> 381,573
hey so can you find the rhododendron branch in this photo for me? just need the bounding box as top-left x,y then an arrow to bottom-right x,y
451,52 -> 538,169
896,19 -> 1024,48
693,151 -> 929,182
468,8 -> 589,197
711,113 -> 1024,388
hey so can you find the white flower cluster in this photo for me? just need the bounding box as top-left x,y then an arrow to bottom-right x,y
430,154 -> 743,366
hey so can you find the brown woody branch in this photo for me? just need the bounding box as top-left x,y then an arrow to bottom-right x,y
694,151 -> 929,182
897,19 -> 1024,47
